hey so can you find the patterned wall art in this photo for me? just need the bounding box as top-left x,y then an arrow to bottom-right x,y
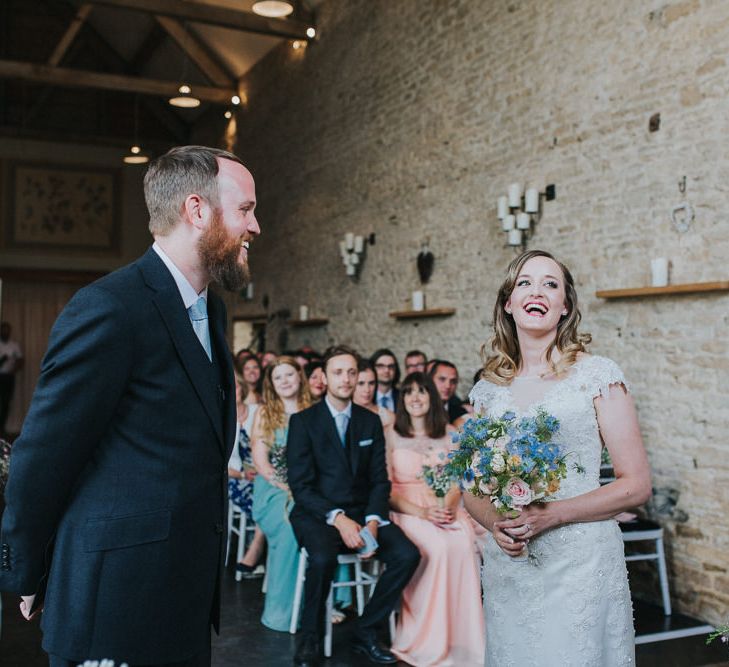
5,162 -> 120,253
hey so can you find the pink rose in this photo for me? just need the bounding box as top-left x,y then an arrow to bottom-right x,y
505,477 -> 533,507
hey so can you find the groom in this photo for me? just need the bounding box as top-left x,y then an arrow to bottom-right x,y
0,146 -> 260,666
287,345 -> 420,666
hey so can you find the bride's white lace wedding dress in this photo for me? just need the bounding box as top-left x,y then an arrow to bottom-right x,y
469,355 -> 635,667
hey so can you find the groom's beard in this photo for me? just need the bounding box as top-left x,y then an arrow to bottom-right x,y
198,209 -> 250,292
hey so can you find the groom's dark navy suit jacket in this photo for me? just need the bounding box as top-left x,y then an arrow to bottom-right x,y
0,248 -> 236,664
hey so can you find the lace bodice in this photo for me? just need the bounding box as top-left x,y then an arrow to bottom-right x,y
469,355 -> 628,502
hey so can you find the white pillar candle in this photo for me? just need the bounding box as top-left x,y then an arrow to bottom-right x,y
508,182 -> 522,208
350,253 -> 360,265
339,240 -> 348,256
245,283 -> 254,299
507,229 -> 523,246
516,212 -> 531,230
353,235 -> 364,253
502,214 -> 515,231
299,305 -> 309,321
650,258 -> 670,287
497,196 -> 508,220
525,188 -> 539,213
345,232 -> 355,250
412,290 -> 425,311
346,264 -> 356,276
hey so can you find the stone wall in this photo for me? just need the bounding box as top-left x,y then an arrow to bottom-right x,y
231,0 -> 729,624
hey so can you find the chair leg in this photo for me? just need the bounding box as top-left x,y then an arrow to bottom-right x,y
656,536 -> 672,616
237,513 -> 247,565
324,584 -> 334,658
289,550 -> 307,634
354,560 -> 365,615
388,608 -> 397,643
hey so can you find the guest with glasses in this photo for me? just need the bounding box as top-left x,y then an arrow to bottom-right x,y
403,350 -> 427,375
370,348 -> 400,412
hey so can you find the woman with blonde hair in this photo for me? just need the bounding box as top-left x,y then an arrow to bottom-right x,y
465,249 -> 652,666
251,356 -> 311,631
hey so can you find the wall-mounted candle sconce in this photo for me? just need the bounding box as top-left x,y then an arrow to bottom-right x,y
339,232 -> 373,278
497,183 -> 555,247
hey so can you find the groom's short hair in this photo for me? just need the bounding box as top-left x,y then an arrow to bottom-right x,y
323,344 -> 359,371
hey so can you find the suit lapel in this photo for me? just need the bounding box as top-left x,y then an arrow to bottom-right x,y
317,400 -> 350,470
138,249 -> 225,450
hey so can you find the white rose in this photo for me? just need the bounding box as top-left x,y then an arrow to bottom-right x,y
493,436 -> 509,452
491,453 -> 506,473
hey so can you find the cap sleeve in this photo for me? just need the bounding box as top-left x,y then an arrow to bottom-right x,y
468,379 -> 500,415
579,355 -> 630,399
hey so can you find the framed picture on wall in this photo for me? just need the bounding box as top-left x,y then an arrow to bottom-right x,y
4,161 -> 121,254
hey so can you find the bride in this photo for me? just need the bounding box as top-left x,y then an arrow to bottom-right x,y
465,250 -> 652,667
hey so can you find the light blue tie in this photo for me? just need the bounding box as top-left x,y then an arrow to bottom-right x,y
335,412 -> 349,447
379,395 -> 390,410
188,296 -> 212,361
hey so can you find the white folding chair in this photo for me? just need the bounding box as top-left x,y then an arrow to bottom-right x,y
225,501 -> 257,580
289,548 -> 382,657
621,518 -> 671,615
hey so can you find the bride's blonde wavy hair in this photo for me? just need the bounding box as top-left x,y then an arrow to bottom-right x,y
481,250 -> 591,385
258,356 -> 312,443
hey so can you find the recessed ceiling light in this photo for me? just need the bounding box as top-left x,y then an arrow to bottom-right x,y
252,1 -> 294,18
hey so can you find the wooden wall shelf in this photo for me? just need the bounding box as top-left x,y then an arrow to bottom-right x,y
233,313 -> 268,324
288,318 -> 329,327
389,308 -> 456,320
596,281 -> 729,300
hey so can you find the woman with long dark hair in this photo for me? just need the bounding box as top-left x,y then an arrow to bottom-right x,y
386,373 -> 484,666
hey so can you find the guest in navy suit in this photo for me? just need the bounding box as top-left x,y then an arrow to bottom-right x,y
287,346 -> 420,667
0,146 -> 260,666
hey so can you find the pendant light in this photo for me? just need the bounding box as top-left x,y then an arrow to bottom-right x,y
169,84 -> 200,108
252,1 -> 294,18
123,95 -> 150,164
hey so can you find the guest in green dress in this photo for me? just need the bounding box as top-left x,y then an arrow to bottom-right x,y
251,355 -> 312,632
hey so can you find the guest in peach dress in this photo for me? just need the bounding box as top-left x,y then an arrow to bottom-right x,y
386,372 -> 485,666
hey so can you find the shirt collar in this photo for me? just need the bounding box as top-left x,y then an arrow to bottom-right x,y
152,242 -> 208,309
324,395 -> 352,419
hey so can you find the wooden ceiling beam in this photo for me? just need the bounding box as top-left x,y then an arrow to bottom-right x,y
0,59 -> 236,104
155,17 -> 234,88
73,0 -> 312,40
48,3 -> 93,67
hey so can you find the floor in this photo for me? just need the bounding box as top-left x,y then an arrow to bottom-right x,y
1,566 -> 728,667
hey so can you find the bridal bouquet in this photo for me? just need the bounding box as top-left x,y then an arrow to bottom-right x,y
420,455 -> 453,507
268,442 -> 288,485
445,409 -> 569,516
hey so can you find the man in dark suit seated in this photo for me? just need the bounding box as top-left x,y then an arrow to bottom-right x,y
0,146 -> 260,666
429,359 -> 468,425
287,345 -> 420,666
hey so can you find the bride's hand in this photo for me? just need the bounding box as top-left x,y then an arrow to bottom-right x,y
491,524 -> 528,557
422,505 -> 454,525
495,503 -> 558,540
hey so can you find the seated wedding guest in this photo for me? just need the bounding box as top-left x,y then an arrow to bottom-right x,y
228,372 -> 266,580
429,359 -> 468,425
240,353 -> 264,405
386,372 -> 485,666
403,349 -> 428,375
370,347 -> 400,411
251,356 -> 312,631
305,361 -> 327,402
261,350 -> 277,368
288,345 -> 420,666
353,359 -> 395,427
